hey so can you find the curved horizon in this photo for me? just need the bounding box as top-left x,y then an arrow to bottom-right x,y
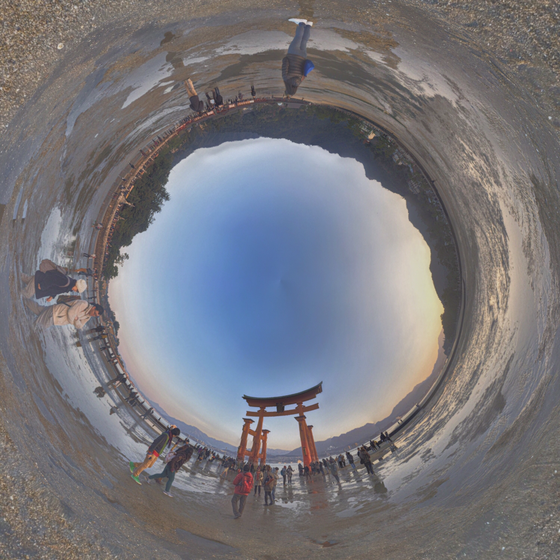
109,138 -> 444,448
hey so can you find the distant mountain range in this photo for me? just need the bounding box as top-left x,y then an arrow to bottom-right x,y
285,345 -> 447,457
148,345 -> 446,458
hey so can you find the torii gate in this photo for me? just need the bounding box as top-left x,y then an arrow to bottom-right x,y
236,382 -> 322,468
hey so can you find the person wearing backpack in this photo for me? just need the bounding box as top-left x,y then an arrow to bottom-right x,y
263,466 -> 276,506
21,259 -> 87,301
280,466 -> 287,486
231,464 -> 253,519
129,426 -> 180,483
147,442 -> 193,497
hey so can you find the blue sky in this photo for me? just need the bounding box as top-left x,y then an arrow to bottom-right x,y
109,138 -> 443,449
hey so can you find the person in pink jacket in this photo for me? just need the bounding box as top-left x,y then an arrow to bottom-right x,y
231,464 -> 254,519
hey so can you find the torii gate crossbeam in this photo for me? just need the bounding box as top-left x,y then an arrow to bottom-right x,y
236,382 -> 322,468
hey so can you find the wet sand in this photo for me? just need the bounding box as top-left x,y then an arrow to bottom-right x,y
1,1 -> 560,559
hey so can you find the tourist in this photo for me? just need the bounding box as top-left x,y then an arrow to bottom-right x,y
24,298 -> 103,329
337,454 -> 345,468
287,465 -> 293,483
254,466 -> 263,497
82,253 -> 95,259
281,465 -> 288,486
359,446 -> 374,475
129,426 -> 180,484
282,21 -> 314,96
346,451 -> 356,470
22,262 -> 87,302
184,79 -> 205,113
263,466 -> 275,506
232,464 -> 254,518
74,267 -> 95,277
272,468 -> 280,502
147,442 -> 193,497
213,87 -> 224,107
328,457 -> 340,484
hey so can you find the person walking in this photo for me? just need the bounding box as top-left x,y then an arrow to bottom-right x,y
359,446 -> 375,475
147,442 -> 193,497
281,465 -> 287,486
129,426 -> 180,484
254,467 -> 263,497
346,451 -> 356,470
213,87 -> 224,107
24,298 -> 103,329
328,457 -> 340,484
231,464 -> 253,518
184,79 -> 205,113
287,465 -> 293,483
263,466 -> 275,506
272,468 -> 280,502
282,21 -> 314,96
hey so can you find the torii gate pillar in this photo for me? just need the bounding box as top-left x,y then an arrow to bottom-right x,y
307,425 -> 318,462
260,429 -> 271,466
296,415 -> 313,468
248,408 -> 265,465
236,418 -> 254,463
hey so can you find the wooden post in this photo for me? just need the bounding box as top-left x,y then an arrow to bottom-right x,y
260,429 -> 270,466
249,408 -> 265,465
236,418 -> 254,463
307,425 -> 318,462
296,415 -> 312,468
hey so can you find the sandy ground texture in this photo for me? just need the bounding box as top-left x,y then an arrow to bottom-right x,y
1,1 -> 560,559
1,0 -> 559,131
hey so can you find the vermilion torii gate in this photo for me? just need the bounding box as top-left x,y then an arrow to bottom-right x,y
236,382 -> 323,468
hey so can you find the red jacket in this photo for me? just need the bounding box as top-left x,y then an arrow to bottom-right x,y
233,472 -> 254,495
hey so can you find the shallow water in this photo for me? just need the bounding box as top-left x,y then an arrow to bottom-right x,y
1,2 -> 560,559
